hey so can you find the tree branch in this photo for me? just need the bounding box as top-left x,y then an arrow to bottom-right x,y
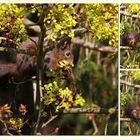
71,38 -> 118,53
41,107 -> 117,129
120,118 -> 135,122
120,46 -> 140,50
120,46 -> 132,50
33,5 -> 46,135
120,11 -> 140,19
120,80 -> 140,88
56,28 -> 117,53
60,106 -> 117,114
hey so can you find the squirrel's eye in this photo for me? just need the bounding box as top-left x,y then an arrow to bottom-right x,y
65,51 -> 71,57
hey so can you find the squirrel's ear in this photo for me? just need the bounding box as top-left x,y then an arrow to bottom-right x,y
61,41 -> 72,50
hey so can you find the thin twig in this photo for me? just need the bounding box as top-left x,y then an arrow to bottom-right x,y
91,115 -> 98,135
120,46 -> 140,50
120,118 -> 134,121
0,119 -> 13,135
41,115 -> 58,128
104,115 -> 110,135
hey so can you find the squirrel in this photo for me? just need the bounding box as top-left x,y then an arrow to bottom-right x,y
0,37 -> 74,81
125,104 -> 140,120
121,32 -> 140,48
17,37 -> 74,74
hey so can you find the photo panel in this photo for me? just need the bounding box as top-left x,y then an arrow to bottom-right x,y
120,70 -> 140,135
120,4 -> 140,69
0,4 -> 119,135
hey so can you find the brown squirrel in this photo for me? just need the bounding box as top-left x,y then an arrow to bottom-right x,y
0,37 -> 74,79
24,37 -> 73,70
121,32 -> 140,48
125,104 -> 140,120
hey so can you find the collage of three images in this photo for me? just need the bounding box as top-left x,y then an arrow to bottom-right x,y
0,3 -> 140,136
